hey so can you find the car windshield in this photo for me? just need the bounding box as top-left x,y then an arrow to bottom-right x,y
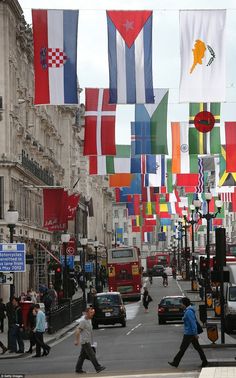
96,295 -> 121,306
229,287 -> 236,301
161,298 -> 183,306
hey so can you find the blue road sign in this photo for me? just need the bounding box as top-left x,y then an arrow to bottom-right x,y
60,255 -> 74,269
0,243 -> 26,272
85,262 -> 93,273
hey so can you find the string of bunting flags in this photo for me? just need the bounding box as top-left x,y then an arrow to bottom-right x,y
30,7 -> 236,242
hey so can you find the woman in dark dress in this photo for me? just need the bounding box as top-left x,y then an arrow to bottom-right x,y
142,287 -> 152,313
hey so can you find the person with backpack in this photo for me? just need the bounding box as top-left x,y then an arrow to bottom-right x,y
168,297 -> 208,368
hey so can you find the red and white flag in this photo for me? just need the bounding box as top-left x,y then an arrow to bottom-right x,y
32,9 -> 78,105
84,88 -> 116,155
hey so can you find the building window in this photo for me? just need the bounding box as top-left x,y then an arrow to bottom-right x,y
133,237 -> 137,246
114,209 -> 119,218
114,222 -> 119,231
124,238 -> 128,245
124,223 -> 128,233
123,209 -> 127,218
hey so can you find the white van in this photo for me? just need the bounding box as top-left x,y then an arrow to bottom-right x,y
224,283 -> 236,333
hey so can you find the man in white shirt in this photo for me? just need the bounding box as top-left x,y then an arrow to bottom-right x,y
74,307 -> 106,374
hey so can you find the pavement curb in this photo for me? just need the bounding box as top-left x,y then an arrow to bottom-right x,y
0,322 -> 79,360
202,343 -> 236,349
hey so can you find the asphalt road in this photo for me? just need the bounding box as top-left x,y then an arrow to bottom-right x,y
0,277 -> 233,377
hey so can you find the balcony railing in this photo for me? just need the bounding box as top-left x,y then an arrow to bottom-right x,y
21,150 -> 54,186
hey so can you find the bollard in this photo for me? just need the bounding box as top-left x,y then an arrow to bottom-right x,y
199,304 -> 207,324
192,280 -> 198,291
207,293 -> 213,308
206,323 -> 218,343
214,300 -> 221,317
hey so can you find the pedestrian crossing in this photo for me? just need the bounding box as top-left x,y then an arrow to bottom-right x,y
27,371 -> 200,378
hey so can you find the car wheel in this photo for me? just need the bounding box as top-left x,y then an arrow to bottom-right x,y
158,318 -> 166,325
92,321 -> 99,329
121,319 -> 126,327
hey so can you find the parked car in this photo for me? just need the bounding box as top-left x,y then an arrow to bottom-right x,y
151,264 -> 164,276
158,295 -> 185,324
92,292 -> 126,329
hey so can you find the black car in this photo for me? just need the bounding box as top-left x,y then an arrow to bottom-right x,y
151,264 -> 164,276
92,292 -> 126,329
158,296 -> 185,324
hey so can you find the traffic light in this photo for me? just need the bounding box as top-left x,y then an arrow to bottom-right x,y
186,247 -> 190,258
200,257 -> 207,275
54,264 -> 62,291
212,256 -> 217,271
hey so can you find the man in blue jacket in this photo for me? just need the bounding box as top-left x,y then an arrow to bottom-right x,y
168,297 -> 208,368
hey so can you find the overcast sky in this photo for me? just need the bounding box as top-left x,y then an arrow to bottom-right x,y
18,0 -> 236,148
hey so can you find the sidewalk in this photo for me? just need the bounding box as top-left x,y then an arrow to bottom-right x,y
0,289 -> 84,359
177,277 -> 236,371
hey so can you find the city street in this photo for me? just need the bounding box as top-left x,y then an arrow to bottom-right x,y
1,277 -> 236,378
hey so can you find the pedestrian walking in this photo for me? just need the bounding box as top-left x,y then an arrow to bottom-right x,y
148,270 -> 153,285
168,297 -> 208,368
0,298 -> 6,333
6,297 -> 16,352
26,304 -> 36,353
47,284 -> 58,309
74,306 -> 106,374
0,340 -> 7,354
11,297 -> 24,353
142,287 -> 152,313
33,304 -> 50,357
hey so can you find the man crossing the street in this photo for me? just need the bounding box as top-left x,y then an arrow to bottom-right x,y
74,306 -> 106,374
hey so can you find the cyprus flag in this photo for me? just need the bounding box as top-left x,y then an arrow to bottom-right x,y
179,10 -> 226,102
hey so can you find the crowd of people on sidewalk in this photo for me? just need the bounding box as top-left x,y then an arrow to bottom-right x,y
0,287 -> 56,357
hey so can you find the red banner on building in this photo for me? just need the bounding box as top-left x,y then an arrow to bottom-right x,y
43,188 -> 68,231
67,193 -> 80,220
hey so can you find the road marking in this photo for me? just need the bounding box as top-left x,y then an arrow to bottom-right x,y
126,323 -> 142,335
176,279 -> 185,295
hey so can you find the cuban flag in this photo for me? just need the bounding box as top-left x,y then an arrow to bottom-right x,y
107,11 -> 154,104
32,9 -> 78,105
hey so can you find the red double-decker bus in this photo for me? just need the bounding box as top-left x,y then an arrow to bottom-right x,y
107,246 -> 141,300
147,253 -> 171,270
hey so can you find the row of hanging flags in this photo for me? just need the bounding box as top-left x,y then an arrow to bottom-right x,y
31,9 -> 226,105
31,8 -> 234,240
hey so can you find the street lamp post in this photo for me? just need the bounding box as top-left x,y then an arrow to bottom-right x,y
182,209 -> 190,280
177,218 -> 184,275
80,237 -> 88,304
61,233 -> 70,299
5,200 -> 19,298
194,193 -> 223,307
94,236 -> 99,292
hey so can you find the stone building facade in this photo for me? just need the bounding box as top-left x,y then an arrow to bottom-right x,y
0,0 -> 113,301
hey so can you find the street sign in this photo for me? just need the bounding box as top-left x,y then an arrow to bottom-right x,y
194,111 -> 215,133
0,243 -> 26,272
0,273 -> 14,284
85,262 -> 93,273
60,255 -> 74,269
